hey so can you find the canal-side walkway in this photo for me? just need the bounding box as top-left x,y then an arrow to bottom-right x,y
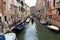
16,17 -> 60,40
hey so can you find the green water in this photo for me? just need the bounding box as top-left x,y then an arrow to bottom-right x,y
16,18 -> 60,40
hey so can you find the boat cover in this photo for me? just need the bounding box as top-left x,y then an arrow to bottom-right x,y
0,35 -> 5,40
4,33 -> 16,40
16,23 -> 25,30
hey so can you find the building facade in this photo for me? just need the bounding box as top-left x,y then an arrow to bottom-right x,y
36,0 -> 60,27
0,0 -> 30,22
0,0 -> 4,22
36,0 -> 47,21
25,4 -> 31,17
3,0 -> 23,21
30,6 -> 36,14
47,0 -> 60,28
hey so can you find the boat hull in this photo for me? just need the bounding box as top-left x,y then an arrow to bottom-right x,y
47,25 -> 59,31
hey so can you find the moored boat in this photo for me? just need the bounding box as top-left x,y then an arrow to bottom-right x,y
4,33 -> 17,40
47,25 -> 59,31
40,20 -> 47,25
0,33 -> 17,40
16,23 -> 25,30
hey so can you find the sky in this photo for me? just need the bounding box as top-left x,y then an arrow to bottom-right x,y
25,0 -> 37,7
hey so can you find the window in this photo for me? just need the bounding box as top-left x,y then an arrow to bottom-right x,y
11,5 -> 12,9
49,15 -> 52,19
59,10 -> 60,15
47,1 -> 49,8
21,7 -> 25,13
13,6 -> 18,14
10,4 -> 12,11
57,1 -> 60,4
17,0 -> 20,2
58,8 -> 60,15
5,16 -> 6,21
53,0 -> 55,6
3,2 -> 6,11
19,6 -> 21,11
17,0 -> 24,6
38,10 -> 40,12
21,1 -> 24,6
14,6 -> 18,12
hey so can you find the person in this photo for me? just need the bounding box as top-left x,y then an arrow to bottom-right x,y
7,19 -> 13,29
31,16 -> 34,24
31,18 -> 34,24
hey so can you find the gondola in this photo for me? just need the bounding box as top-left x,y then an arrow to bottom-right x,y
16,23 -> 25,30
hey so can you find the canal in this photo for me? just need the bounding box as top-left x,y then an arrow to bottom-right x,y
16,18 -> 60,40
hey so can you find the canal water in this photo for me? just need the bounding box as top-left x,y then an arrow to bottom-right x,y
16,18 -> 60,40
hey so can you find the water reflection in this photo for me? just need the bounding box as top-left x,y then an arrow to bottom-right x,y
24,22 -> 38,40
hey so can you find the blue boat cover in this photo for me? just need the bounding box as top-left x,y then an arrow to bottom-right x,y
16,23 -> 25,30
0,35 -> 5,40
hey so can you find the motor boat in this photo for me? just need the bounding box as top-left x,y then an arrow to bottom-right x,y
47,25 -> 59,31
40,20 -> 47,25
0,33 -> 17,40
